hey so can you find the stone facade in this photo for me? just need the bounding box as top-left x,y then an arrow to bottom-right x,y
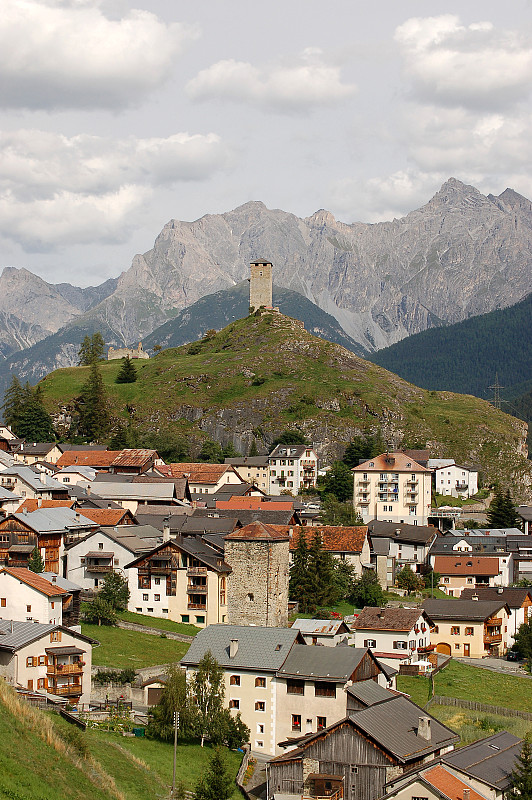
249,259 -> 273,311
107,342 -> 149,360
225,522 -> 289,626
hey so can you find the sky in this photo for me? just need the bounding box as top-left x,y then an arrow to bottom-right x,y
1,0 -> 532,287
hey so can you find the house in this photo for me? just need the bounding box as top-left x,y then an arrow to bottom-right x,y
268,693 -> 458,800
54,465 -> 98,486
268,445 -> 318,495
224,456 -> 270,490
0,466 -> 69,502
352,452 -> 432,526
507,535 -> 532,583
381,763 -> 490,800
288,525 -> 371,575
433,555 -> 502,596
423,598 -> 511,658
439,731 -> 522,800
86,481 -> 185,514
428,458 -> 479,498
0,486 -> 23,515
0,567 -> 66,625
181,623 -> 390,756
460,586 -> 532,648
65,525 -> 161,591
73,507 -> 136,527
55,449 -> 122,472
291,618 -> 352,646
517,505 -> 532,535
108,449 -> 162,475
16,499 -> 77,513
0,619 -> 96,704
37,573 -> 82,627
368,520 -> 438,587
156,463 -> 244,494
125,533 -> 231,627
12,442 -> 66,466
352,606 -> 433,669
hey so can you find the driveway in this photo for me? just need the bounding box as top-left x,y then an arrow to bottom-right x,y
455,655 -> 531,677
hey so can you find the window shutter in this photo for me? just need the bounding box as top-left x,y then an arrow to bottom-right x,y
32,656 -> 38,667
393,641 -> 397,649
363,639 -> 368,647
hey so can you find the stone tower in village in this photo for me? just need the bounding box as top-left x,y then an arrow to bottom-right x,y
225,521 -> 289,626
249,258 -> 273,312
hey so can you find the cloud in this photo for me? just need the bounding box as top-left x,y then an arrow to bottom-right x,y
0,1 -> 199,110
186,48 -> 355,113
395,15 -> 532,111
0,129 -> 231,250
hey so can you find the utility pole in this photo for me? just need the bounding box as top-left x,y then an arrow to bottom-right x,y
488,373 -> 504,410
172,711 -> 179,795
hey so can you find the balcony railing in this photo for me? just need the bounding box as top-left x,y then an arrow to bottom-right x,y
51,684 -> 82,696
486,618 -> 502,626
187,584 -> 207,594
187,567 -> 208,577
149,566 -> 171,574
187,602 -> 207,610
484,633 -> 502,644
357,478 -> 370,485
85,564 -> 113,573
47,663 -> 84,675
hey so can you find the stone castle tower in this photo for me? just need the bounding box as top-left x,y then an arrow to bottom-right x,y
224,521 -> 289,626
249,258 -> 273,311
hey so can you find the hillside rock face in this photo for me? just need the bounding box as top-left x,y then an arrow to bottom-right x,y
86,178 -> 532,351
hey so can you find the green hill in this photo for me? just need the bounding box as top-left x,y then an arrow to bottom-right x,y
370,292 -> 532,399
40,311 -> 531,498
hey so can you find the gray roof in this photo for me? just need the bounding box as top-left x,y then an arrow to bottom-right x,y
11,507 -> 96,533
442,731 -> 522,790
430,535 -> 509,556
193,507 -> 298,526
423,598 -> 509,621
0,486 -> 21,501
460,587 -> 532,607
180,624 -> 301,671
277,644 -> 367,681
0,619 -> 97,652
346,679 -> 395,707
518,505 -> 532,522
368,520 -> 437,545
88,482 -> 177,501
1,466 -> 65,492
225,457 -> 269,467
38,573 -> 82,592
291,619 -> 350,636
66,525 -> 162,555
55,466 -> 97,478
450,528 -> 523,537
348,695 -> 458,762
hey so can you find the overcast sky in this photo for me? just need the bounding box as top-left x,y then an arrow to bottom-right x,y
1,0 -> 532,286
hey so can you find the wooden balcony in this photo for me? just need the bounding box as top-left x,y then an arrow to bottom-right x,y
85,564 -> 113,573
52,684 -> 82,696
47,663 -> 84,675
187,567 -> 207,577
484,633 -> 502,644
187,584 -> 207,594
486,617 -> 502,626
149,565 -> 171,574
187,602 -> 207,610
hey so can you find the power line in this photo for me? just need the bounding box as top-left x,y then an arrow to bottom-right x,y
488,373 -> 504,410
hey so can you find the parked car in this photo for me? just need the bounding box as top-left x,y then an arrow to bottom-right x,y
506,649 -> 522,662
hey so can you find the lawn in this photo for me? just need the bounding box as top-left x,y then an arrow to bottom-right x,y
118,610 -> 200,637
83,623 -> 190,669
397,659 -> 532,712
428,704 -> 532,747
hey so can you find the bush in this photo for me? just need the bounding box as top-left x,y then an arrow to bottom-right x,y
60,726 -> 89,759
93,668 -> 136,685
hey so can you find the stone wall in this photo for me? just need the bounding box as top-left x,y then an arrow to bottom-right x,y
225,539 -> 289,626
249,262 -> 273,310
107,342 -> 149,360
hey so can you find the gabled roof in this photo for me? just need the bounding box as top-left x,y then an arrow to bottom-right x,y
346,679 -> 396,707
37,573 -> 82,592
421,765 -> 487,800
16,499 -> 76,513
110,449 -> 158,468
441,731 -> 522,790
87,483 -> 177,501
289,525 -> 368,554
225,521 -> 289,541
353,606 -> 431,632
55,465 -> 97,479
181,624 -> 301,671
0,567 -> 66,597
269,445 -> 314,459
13,442 -> 62,457
224,457 -> 269,467
368,520 -> 437,545
0,466 -> 66,492
0,619 -> 98,652
157,463 -> 236,484
124,535 -> 230,573
352,452 -> 431,473
291,619 -> 351,637
423,598 -> 509,622
460,587 -> 532,607
216,498 -> 293,511
433,555 -> 499,576
76,508 -> 134,526
277,644 -> 370,681
56,450 -> 121,468
7,507 -> 97,534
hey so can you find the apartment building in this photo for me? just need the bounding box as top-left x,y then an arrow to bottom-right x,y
268,445 -> 318,495
352,453 -> 432,525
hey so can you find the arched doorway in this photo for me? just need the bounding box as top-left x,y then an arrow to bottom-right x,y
436,643 -> 451,656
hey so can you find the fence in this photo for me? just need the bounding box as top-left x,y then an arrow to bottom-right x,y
426,695 -> 532,720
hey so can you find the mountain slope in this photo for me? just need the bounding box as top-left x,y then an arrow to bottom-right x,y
142,282 -> 367,356
40,311 -> 531,499
370,292 -> 532,400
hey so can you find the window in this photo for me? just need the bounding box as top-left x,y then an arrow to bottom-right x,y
315,681 -> 336,698
37,678 -> 46,689
363,639 -> 377,648
138,575 -> 150,589
143,593 -> 149,601
317,716 -> 326,730
257,724 -> 264,734
455,644 -> 460,650
255,677 -> 266,688
286,679 -> 304,695
465,627 -> 474,636
292,714 -> 301,731
50,631 -> 61,642
230,675 -> 241,686
229,699 -> 240,709
147,608 -> 153,613
443,577 -> 450,583
26,656 -> 35,667
255,741 -> 264,748
98,542 -> 103,549
195,616 -> 205,624
26,604 -> 31,613
451,626 -> 460,635
38,655 -> 47,666
136,608 -> 142,612
248,593 -> 254,601
393,641 -> 408,650
181,615 -> 189,623
467,577 -> 474,584
154,594 -> 160,601
163,609 -> 168,614
255,701 -> 265,711
351,767 -> 358,775
0,598 -> 5,608
409,640 -> 416,649
154,578 -> 161,586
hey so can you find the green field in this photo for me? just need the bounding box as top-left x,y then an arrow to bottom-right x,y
83,624 -> 190,669
397,660 -> 532,712
118,610 -> 200,636
428,704 -> 532,746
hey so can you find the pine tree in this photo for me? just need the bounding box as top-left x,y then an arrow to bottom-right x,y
115,356 -> 137,384
78,332 -> 105,366
77,362 -> 110,441
248,439 -> 259,456
16,383 -> 55,441
320,461 -> 353,502
193,748 -> 234,800
289,531 -> 312,611
506,735 -> 532,800
308,531 -> 339,608
27,547 -> 45,573
487,488 -> 519,528
1,375 -> 24,429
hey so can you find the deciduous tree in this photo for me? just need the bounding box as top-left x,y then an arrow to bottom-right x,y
98,571 -> 129,611
146,664 -> 193,741
319,461 -> 353,502
82,596 -> 118,626
189,651 -> 225,746
396,565 -> 424,595
320,495 -> 363,526
350,570 -> 385,608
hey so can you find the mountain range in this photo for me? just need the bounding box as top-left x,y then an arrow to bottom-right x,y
1,177 -> 532,396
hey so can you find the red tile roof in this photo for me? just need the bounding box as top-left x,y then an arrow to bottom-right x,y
434,555 -> 500,576
225,521 -> 290,541
352,451 -> 431,473
0,567 -> 66,597
56,450 -> 121,468
158,463 -> 232,483
16,500 -> 76,513
76,508 -> 133,526
423,765 -> 486,800
289,526 -> 368,554
110,449 -> 158,468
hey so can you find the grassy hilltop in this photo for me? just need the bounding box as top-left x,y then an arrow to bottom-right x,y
40,311 -> 531,498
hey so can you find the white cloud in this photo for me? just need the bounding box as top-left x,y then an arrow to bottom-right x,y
395,15 -> 532,111
186,48 -> 355,113
0,129 -> 231,249
0,1 -> 199,110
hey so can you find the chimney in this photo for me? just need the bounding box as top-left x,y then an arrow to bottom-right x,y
22,507 -> 27,515
52,575 -> 57,583
40,473 -> 47,485
86,485 -> 91,495
472,594 -> 479,601
75,513 -> 80,521
497,587 -> 503,594
229,639 -> 239,658
163,518 -> 170,542
37,497 -> 42,508
417,716 -> 431,740
463,791 -> 470,800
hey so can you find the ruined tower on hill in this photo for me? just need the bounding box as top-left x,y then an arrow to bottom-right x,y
249,258 -> 273,311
